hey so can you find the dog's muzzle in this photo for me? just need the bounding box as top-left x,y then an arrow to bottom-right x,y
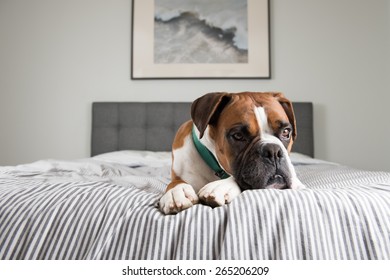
234,137 -> 292,191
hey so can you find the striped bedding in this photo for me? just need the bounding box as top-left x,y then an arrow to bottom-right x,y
0,151 -> 389,260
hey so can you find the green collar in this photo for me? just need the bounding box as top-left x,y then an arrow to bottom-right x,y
191,125 -> 230,179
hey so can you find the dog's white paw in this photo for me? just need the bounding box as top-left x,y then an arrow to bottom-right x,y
198,177 -> 241,207
159,183 -> 199,214
291,177 -> 306,190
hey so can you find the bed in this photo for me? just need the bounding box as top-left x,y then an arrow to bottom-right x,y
0,102 -> 389,260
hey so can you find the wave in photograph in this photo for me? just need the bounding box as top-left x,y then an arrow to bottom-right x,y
154,0 -> 248,64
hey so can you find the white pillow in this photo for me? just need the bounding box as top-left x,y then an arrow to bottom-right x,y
93,150 -> 172,168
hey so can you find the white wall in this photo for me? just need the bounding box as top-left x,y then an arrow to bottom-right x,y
0,0 -> 389,171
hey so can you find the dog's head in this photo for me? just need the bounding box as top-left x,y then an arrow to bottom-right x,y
191,92 -> 297,190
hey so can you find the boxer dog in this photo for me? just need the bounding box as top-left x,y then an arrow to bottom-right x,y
159,92 -> 305,214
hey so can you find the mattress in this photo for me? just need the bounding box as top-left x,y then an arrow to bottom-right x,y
0,151 -> 389,260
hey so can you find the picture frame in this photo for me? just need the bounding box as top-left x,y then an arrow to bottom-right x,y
131,0 -> 270,79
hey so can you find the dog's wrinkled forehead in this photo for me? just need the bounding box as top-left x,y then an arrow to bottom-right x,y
219,94 -> 291,136
191,92 -> 297,142
219,96 -> 259,132
255,100 -> 292,137
254,106 -> 271,135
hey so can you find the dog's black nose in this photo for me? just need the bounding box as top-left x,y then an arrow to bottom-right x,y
261,143 -> 283,165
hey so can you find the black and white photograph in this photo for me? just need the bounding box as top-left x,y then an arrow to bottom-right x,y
132,0 -> 270,78
154,0 -> 248,64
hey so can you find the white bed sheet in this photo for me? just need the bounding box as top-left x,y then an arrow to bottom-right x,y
0,151 -> 389,260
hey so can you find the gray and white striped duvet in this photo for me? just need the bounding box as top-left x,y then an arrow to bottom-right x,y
0,154 -> 389,260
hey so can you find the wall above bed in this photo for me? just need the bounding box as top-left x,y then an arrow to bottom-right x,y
0,0 -> 389,171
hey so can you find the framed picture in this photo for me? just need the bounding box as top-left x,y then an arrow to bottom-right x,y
131,0 -> 270,79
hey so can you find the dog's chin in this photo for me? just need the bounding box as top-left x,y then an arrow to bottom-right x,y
265,175 -> 289,189
236,174 -> 290,191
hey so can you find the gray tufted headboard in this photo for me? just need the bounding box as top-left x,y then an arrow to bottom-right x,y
91,102 -> 314,157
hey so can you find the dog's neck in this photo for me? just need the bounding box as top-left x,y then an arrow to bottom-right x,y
191,125 -> 230,179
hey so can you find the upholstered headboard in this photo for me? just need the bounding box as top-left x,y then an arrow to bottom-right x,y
91,102 -> 314,157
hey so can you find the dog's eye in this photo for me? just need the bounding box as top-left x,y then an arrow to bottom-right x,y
232,132 -> 244,141
281,128 -> 291,139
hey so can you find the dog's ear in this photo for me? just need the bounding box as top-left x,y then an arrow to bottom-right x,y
191,92 -> 232,138
272,92 -> 297,141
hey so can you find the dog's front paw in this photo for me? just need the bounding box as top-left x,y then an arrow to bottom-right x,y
198,177 -> 241,207
159,183 -> 199,214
